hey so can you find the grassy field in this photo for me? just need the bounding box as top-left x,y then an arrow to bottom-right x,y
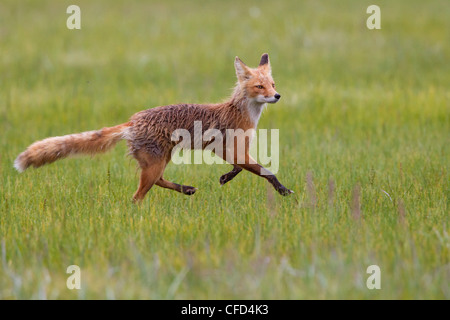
0,0 -> 448,299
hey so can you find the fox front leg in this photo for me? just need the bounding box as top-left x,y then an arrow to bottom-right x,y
237,155 -> 294,196
220,165 -> 242,186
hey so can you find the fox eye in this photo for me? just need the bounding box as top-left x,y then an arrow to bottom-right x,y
272,83 -> 275,88
256,85 -> 264,89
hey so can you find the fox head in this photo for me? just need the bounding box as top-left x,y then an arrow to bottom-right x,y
234,53 -> 281,104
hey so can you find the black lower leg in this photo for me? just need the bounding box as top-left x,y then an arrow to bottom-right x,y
220,166 -> 243,185
266,175 -> 294,196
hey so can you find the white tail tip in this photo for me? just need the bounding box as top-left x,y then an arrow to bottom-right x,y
14,157 -> 25,173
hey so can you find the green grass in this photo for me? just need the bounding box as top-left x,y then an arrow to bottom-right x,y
0,0 -> 448,299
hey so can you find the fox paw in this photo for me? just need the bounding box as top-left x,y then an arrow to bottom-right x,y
182,186 -> 197,195
278,187 -> 294,196
219,174 -> 232,186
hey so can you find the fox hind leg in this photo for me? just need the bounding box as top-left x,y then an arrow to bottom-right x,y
156,178 -> 197,195
132,152 -> 167,202
132,164 -> 166,202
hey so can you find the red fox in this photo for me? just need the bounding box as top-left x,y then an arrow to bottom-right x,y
14,53 -> 294,201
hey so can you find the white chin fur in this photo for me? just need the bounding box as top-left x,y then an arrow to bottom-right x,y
265,97 -> 279,104
256,95 -> 278,104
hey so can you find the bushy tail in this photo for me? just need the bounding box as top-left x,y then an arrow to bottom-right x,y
14,122 -> 131,172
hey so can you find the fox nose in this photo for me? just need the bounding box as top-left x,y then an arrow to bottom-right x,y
274,93 -> 281,100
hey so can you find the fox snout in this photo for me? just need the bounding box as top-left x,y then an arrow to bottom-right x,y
258,93 -> 281,104
270,93 -> 281,102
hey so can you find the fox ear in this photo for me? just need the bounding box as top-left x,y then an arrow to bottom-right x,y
235,56 -> 252,82
258,53 -> 271,74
